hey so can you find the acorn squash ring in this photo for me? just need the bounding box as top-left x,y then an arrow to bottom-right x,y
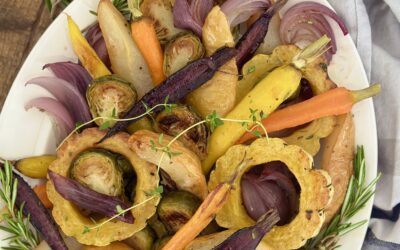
47,128 -> 160,246
208,138 -> 333,249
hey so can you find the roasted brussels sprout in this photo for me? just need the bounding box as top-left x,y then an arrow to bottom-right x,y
141,0 -> 183,44
70,149 -> 124,196
124,226 -> 155,250
87,75 -> 137,127
157,191 -> 201,233
154,105 -> 208,159
47,128 -> 160,246
163,33 -> 205,76
148,214 -> 169,239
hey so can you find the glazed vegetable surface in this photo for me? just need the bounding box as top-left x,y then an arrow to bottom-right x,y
1,0 -> 383,249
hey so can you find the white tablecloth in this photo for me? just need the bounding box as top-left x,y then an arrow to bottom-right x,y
328,0 -> 400,248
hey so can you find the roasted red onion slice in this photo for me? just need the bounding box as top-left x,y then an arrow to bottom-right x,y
241,162 -> 300,225
43,61 -> 92,95
213,209 -> 279,250
85,22 -> 110,68
173,0 -> 205,36
280,1 -> 349,60
190,0 -> 214,26
48,170 -> 134,224
26,76 -> 91,123
221,0 -> 271,27
25,97 -> 75,137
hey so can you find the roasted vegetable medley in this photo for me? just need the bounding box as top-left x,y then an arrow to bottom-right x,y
0,0 -> 383,249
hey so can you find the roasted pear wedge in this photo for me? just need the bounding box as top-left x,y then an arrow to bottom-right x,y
128,130 -> 208,199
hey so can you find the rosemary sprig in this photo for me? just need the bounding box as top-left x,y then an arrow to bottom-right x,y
79,100 -> 270,233
0,161 -> 40,250
304,146 -> 381,250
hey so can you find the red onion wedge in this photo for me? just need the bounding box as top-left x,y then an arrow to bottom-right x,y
213,209 -> 279,250
25,97 -> 75,137
85,22 -> 110,68
0,163 -> 69,250
173,0 -> 213,37
26,76 -> 91,123
48,170 -> 134,224
221,0 -> 271,27
280,1 -> 349,61
241,162 -> 299,226
43,61 -> 92,96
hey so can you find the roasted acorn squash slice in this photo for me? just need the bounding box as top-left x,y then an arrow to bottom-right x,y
208,138 -> 333,249
47,128 -> 160,246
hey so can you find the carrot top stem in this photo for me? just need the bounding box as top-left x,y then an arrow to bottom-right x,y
351,83 -> 381,103
292,35 -> 331,69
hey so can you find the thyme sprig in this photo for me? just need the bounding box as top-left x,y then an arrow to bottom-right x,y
80,100 -> 269,233
0,161 -> 40,250
304,146 -> 381,250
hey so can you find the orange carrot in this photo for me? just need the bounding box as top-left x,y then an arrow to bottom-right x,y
162,183 -> 232,250
33,183 -> 53,209
237,84 -> 381,144
131,17 -> 166,85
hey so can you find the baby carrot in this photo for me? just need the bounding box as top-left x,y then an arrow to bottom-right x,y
162,182 -> 232,250
131,17 -> 166,85
33,183 -> 53,209
237,84 -> 381,144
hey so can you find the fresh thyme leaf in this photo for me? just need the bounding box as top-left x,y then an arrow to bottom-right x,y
158,133 -> 164,145
82,226 -> 91,234
89,10 -> 98,16
115,205 -> 124,215
206,111 -> 224,132
247,66 -> 256,74
304,146 -> 381,250
0,161 -> 39,249
99,121 -> 111,130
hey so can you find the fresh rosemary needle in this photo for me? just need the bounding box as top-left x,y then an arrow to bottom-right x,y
304,146 -> 381,250
0,161 -> 39,250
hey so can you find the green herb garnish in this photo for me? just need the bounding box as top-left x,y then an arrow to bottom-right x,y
305,146 -> 381,249
0,161 -> 40,250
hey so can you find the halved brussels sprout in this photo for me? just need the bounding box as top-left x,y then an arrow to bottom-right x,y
157,191 -> 201,233
141,0 -> 183,44
47,128 -> 160,246
163,33 -> 205,76
87,75 -> 137,127
154,105 -> 208,159
70,149 -> 123,196
124,226 -> 155,250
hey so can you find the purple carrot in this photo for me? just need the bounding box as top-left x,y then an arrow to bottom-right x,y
0,163 -> 68,250
100,47 -> 237,142
235,0 -> 287,68
213,209 -> 279,250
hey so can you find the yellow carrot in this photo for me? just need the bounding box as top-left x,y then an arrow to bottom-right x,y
67,15 -> 111,78
131,17 -> 166,85
237,84 -> 381,144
